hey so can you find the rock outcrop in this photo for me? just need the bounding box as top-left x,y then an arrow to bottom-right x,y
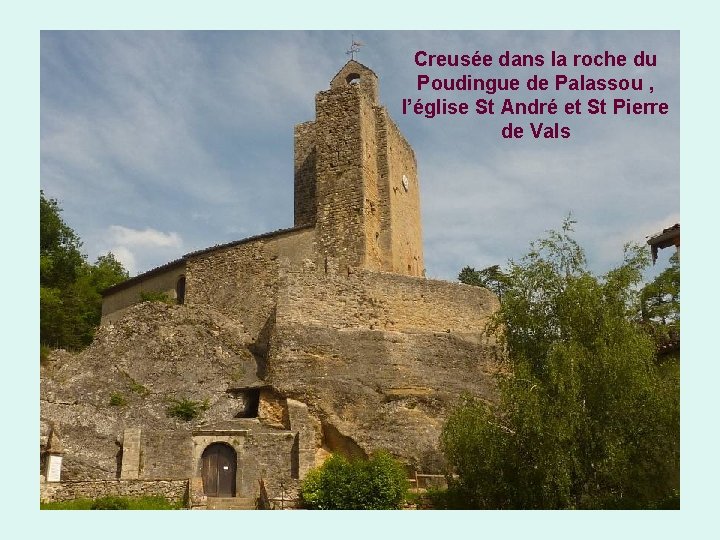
41,287 -> 500,480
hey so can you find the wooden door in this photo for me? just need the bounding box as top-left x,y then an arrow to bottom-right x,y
201,443 -> 236,497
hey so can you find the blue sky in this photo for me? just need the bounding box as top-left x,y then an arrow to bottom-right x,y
41,31 -> 679,280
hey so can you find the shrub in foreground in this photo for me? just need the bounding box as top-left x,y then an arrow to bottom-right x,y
300,451 -> 409,509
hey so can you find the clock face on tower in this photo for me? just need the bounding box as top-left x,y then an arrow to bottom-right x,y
402,174 -> 409,192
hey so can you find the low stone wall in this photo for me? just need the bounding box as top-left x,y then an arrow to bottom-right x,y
278,266 -> 498,334
40,478 -> 189,505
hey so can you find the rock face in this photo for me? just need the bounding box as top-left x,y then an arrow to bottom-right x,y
41,302 -> 259,480
41,271 -> 500,494
40,60 -> 502,501
268,267 -> 501,470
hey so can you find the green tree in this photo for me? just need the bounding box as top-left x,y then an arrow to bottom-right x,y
41,191 -> 85,286
640,251 -> 679,348
40,192 -> 128,349
458,264 -> 511,299
441,220 -> 679,509
300,452 -> 409,509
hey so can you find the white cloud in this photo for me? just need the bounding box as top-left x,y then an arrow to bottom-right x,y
100,225 -> 183,276
106,246 -> 137,276
108,225 -> 182,249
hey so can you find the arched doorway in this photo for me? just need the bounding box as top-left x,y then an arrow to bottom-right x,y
201,443 -> 237,497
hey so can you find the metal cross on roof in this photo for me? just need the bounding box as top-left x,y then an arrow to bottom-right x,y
346,36 -> 364,60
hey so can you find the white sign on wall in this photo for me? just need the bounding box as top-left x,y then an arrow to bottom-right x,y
47,455 -> 62,482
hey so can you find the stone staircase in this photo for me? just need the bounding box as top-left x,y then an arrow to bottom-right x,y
206,497 -> 257,510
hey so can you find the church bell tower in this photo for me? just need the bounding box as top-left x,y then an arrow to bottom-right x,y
293,60 -> 424,277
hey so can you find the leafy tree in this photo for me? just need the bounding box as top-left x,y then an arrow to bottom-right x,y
441,220 -> 679,509
300,451 -> 409,509
458,264 -> 511,299
640,251 -> 679,348
41,191 -> 85,286
40,192 -> 128,349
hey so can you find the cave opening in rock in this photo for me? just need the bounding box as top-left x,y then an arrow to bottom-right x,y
231,388 -> 260,418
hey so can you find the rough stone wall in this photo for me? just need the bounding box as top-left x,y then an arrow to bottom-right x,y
313,84 -> 367,274
360,94 -> 383,271
277,267 -> 498,333
40,479 -> 189,504
140,430 -> 194,480
185,228 -> 314,338
294,121 -> 317,227
287,399 -> 317,479
101,263 -> 186,322
244,431 -> 297,497
384,115 -> 424,276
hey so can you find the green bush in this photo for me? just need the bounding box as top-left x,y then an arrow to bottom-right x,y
128,380 -> 148,395
424,486 -> 466,510
40,344 -> 51,365
166,398 -> 209,421
300,451 -> 408,510
109,392 -> 127,406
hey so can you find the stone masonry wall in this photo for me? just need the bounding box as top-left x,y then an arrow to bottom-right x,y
360,92 -> 383,272
294,121 -> 317,227
140,430 -> 194,480
40,479 -> 189,504
277,266 -> 498,334
384,114 -> 424,276
313,84 -> 367,274
185,228 -> 314,338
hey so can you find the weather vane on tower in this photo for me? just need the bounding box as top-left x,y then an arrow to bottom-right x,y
346,35 -> 364,60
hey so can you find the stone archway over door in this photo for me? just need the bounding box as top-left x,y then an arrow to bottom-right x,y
201,443 -> 236,497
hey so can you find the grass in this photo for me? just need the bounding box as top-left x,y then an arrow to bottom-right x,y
41,495 -> 185,510
119,370 -> 149,396
40,344 -> 51,365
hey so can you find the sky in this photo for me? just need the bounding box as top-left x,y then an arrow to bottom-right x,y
41,30 -> 679,281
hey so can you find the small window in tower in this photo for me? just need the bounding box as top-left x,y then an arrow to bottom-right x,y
346,73 -> 361,85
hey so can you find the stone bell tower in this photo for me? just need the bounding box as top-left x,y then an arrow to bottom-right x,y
293,60 -> 424,277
